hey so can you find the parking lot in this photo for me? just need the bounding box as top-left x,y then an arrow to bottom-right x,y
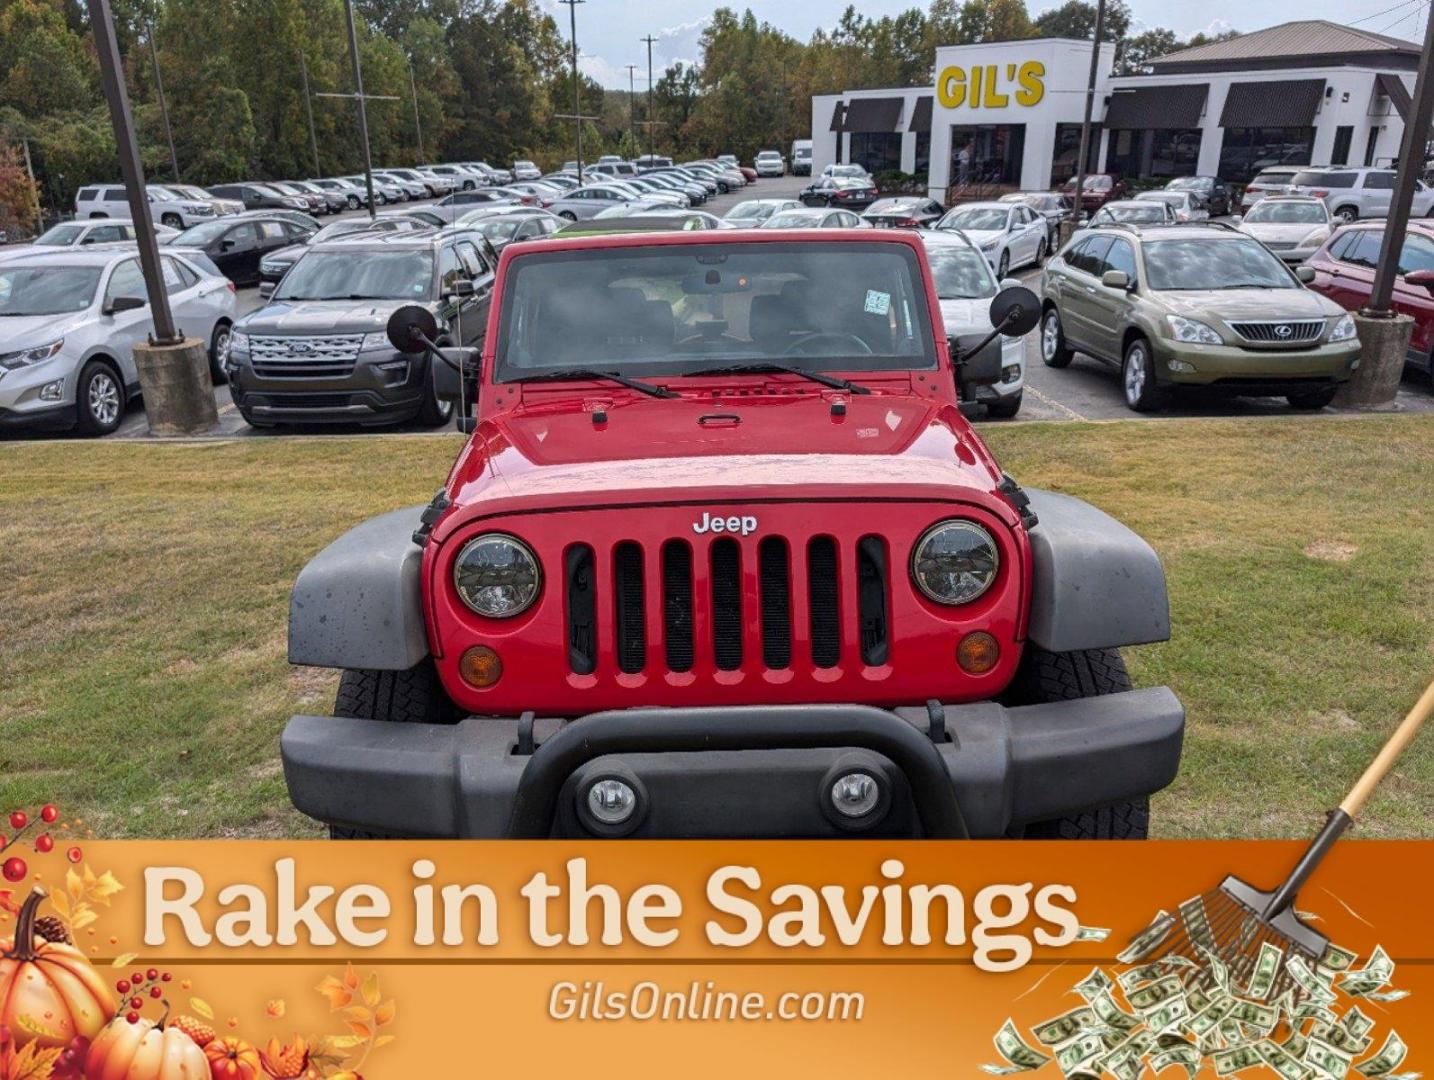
7,172 -> 1432,442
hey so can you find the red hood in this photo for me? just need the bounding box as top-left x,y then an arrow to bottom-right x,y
432,384 -> 1011,543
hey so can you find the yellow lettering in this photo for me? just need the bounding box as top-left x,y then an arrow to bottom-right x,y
984,65 -> 1009,108
1015,60 -> 1045,106
938,65 -> 966,109
970,65 -> 983,108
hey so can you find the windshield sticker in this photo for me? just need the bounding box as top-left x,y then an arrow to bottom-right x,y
864,289 -> 891,316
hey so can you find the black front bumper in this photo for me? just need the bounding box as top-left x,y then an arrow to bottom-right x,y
281,690 -> 1184,838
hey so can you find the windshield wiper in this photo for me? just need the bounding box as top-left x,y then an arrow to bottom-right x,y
690,362 -> 871,394
514,368 -> 679,398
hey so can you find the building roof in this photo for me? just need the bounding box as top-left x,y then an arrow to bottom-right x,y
1149,20 -> 1421,74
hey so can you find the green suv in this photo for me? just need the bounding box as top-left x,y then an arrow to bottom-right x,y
1038,223 -> 1361,411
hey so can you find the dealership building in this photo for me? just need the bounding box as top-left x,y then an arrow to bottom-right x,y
808,20 -> 1421,200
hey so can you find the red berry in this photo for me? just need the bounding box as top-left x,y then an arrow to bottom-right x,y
161,972 -> 172,982
35,834 -> 54,853
131,972 -> 143,985
116,980 -> 130,994
129,997 -> 143,1010
150,986 -> 162,999
60,1049 -> 76,1066
146,968 -> 159,981
2,857 -> 26,882
126,1012 -> 139,1025
66,846 -> 82,864
8,811 -> 26,831
40,805 -> 59,823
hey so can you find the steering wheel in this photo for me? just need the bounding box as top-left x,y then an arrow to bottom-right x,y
783,331 -> 873,357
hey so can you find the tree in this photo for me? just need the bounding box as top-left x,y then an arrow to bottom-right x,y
1118,27 -> 1181,74
0,144 -> 40,237
0,0 -> 95,118
1033,0 -> 1130,43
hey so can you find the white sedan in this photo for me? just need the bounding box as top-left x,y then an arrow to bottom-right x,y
934,201 -> 1049,276
1134,189 -> 1207,222
1234,196 -> 1333,263
0,248 -> 235,436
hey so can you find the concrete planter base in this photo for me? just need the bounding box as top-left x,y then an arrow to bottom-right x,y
133,337 -> 220,436
1334,313 -> 1413,411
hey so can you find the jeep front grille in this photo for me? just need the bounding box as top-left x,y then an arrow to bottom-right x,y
1227,320 -> 1324,344
564,532 -> 888,676
248,334 -> 364,378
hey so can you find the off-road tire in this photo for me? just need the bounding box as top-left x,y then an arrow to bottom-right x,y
1286,386 -> 1338,409
1040,307 -> 1073,368
1004,646 -> 1150,840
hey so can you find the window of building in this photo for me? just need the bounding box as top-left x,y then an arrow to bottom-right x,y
1331,126 -> 1353,166
1105,129 -> 1200,180
1051,123 -> 1102,185
1216,127 -> 1315,184
914,132 -> 931,179
849,132 -> 903,176
1364,127 -> 1381,167
949,124 -> 1026,188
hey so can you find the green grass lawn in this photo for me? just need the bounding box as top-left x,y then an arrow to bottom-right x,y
1,416 -> 1431,839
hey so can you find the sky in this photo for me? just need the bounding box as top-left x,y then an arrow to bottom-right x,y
537,0 -> 1431,89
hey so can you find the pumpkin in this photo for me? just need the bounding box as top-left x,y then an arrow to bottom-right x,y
85,1015 -> 208,1080
0,888 -> 115,1051
204,1036 -> 261,1080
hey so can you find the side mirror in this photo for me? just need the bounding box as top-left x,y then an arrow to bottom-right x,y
999,276 -> 1022,291
258,282 -> 275,299
386,304 -> 440,353
989,286 -> 1041,337
220,239 -> 235,251
1295,265 -> 1316,284
447,279 -> 476,298
1404,268 -> 1434,292
1101,269 -> 1130,290
103,295 -> 146,315
1231,214 -> 1243,225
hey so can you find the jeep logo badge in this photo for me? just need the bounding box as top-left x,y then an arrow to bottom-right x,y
1274,324 -> 1292,339
693,512 -> 758,536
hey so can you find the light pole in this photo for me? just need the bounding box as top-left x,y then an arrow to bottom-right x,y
407,56 -> 425,161
626,63 -> 638,141
147,22 -> 179,181
556,0 -> 596,181
343,0 -> 375,217
642,33 -> 658,161
298,49 -> 321,176
1067,0 -> 1106,242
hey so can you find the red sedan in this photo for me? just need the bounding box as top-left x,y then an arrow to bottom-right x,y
1304,220 -> 1434,385
1061,173 -> 1128,213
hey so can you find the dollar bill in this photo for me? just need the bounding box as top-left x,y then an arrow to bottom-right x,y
1340,946 -> 1394,997
1188,997 -> 1237,1038
1118,911 -> 1175,964
1119,962 -> 1170,992
1306,1036 -> 1354,1079
1311,1021 -> 1373,1056
1128,974 -> 1185,1014
1246,941 -> 1284,1001
1179,895 -> 1217,952
1187,986 -> 1212,1014
1091,990 -> 1141,1034
1056,1033 -> 1107,1076
1075,925 -> 1112,942
1295,1001 -> 1340,1028
984,1019 -> 1053,1074
1229,999 -> 1279,1034
1363,989 -> 1409,1003
1288,955 -> 1339,1005
1356,1032 -> 1407,1078
1151,1044 -> 1201,1078
1283,1032 -> 1310,1059
1343,1007 -> 1375,1040
1258,1039 -> 1312,1080
1199,945 -> 1232,993
1033,1006 -> 1098,1047
1320,943 -> 1358,973
1146,996 -> 1192,1034
1073,967 -> 1114,1002
1214,1044 -> 1264,1075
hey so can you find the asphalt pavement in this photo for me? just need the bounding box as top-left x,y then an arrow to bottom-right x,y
11,173 -> 1432,442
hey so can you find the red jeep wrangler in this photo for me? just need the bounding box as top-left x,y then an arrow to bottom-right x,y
281,229 -> 1182,840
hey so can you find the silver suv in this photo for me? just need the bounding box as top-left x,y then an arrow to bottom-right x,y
1283,167 -> 1434,223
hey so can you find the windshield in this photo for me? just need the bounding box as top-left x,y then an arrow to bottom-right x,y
311,220 -> 377,242
1093,205 -> 1166,223
1142,239 -> 1295,290
494,242 -> 936,379
828,165 -> 866,178
34,224 -> 87,247
0,265 -> 102,316
473,219 -> 523,241
1167,177 -> 1208,190
1138,193 -> 1181,205
1245,202 -> 1327,224
275,250 -> 434,301
926,245 -> 996,299
171,220 -> 233,246
942,208 -> 1008,231
727,202 -> 779,220
169,186 -> 211,200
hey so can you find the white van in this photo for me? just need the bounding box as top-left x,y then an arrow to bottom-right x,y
74,184 -> 217,229
791,139 -> 813,176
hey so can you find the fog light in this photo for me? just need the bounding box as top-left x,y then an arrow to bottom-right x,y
458,645 -> 502,688
1167,358 -> 1196,374
830,772 -> 880,818
586,779 -> 637,825
957,631 -> 1000,674
39,380 -> 64,402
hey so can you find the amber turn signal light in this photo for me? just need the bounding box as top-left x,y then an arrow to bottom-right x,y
956,632 -> 999,674
459,646 -> 503,688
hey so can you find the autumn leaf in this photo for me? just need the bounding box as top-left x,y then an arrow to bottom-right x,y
2,1041 -> 64,1080
0,890 -> 20,917
373,1034 -> 396,1049
360,972 -> 381,1008
342,963 -> 359,990
315,976 -> 353,1011
373,1000 -> 396,1027
342,1006 -> 371,1025
266,999 -> 286,1019
111,952 -> 138,968
47,891 -> 69,920
344,1021 -> 371,1040
86,869 -> 124,905
65,869 -> 84,905
190,997 -> 215,1021
319,1035 -> 365,1053
70,908 -> 97,931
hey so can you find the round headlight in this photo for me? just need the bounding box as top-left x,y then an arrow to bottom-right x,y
911,520 -> 999,605
452,533 -> 541,618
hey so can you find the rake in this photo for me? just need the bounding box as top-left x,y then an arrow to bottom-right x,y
1142,676 -> 1434,1002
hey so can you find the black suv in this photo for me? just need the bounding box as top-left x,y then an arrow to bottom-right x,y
226,229 -> 495,428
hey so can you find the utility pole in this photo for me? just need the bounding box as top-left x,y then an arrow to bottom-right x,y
343,0 -> 375,218
298,49 -> 321,176
560,0 -> 585,181
21,138 -> 43,233
642,33 -> 658,161
626,63 -> 638,140
147,22 -> 179,181
1068,0 -> 1106,239
407,56 -> 425,161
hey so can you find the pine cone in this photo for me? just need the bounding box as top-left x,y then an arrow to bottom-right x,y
171,1015 -> 216,1048
33,915 -> 70,944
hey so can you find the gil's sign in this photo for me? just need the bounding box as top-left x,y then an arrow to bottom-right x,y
938,61 -> 1045,109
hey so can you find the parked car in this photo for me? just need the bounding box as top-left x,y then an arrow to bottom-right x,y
791,139 -> 813,175
512,160 -> 541,181
935,201 -> 1048,276
539,173 -> 581,192
461,211 -> 564,252
308,178 -> 371,210
1039,222 -> 1360,412
207,182 -> 310,213
1282,166 -> 1434,224
236,208 -> 321,232
641,171 -> 707,204
264,181 -> 327,216
800,175 -> 880,210
683,160 -> 745,192
1086,200 -> 1175,227
286,180 -> 345,214
716,154 -> 739,168
435,189 -> 518,212
547,184 -> 638,221
412,169 -> 459,196
821,163 -> 870,180
0,219 -> 177,263
340,175 -> 405,205
258,216 -> 427,284
1133,190 -> 1207,222
373,171 -> 429,201
379,168 -> 442,197
454,206 -> 555,225
379,207 -> 449,229
163,184 -> 244,217
589,161 -> 641,181
277,227 -> 1184,841
75,184 -> 218,229
0,248 -> 235,434
1240,166 -> 1306,210
1164,176 -> 1234,217
862,196 -> 945,229
418,164 -> 481,191
617,176 -> 690,207
227,229 -> 494,427
652,167 -> 718,197
1061,174 -> 1128,213
1234,196 -> 1333,263
165,215 -> 315,286
998,192 -> 1072,245
1305,218 -> 1434,386
722,199 -> 802,229
633,154 -> 674,170
761,207 -> 865,229
592,207 -> 730,230
920,229 -> 1025,417
754,150 -> 785,177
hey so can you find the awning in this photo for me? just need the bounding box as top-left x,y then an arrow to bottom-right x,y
908,95 -> 933,133
842,97 -> 903,133
1375,72 -> 1412,120
1218,79 -> 1326,128
828,101 -> 846,132
1103,83 -> 1207,130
